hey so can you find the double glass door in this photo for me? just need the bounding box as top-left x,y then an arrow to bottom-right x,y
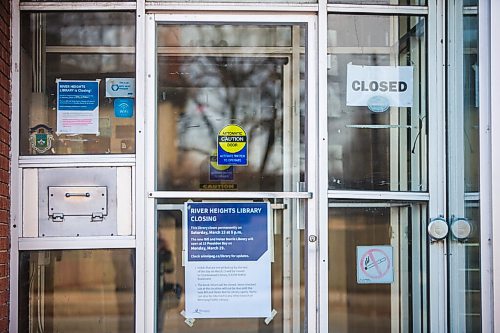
145,9 -> 480,333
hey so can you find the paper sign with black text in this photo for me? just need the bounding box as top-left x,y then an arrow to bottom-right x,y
346,64 -> 414,112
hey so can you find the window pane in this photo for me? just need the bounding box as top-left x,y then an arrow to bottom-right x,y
20,12 -> 136,155
328,0 -> 425,5
156,24 -> 306,191
448,2 -> 481,331
328,203 -> 427,332
156,201 -> 305,332
19,249 -> 135,333
327,15 -> 427,191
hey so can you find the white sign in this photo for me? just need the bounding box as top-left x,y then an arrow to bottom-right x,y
105,78 -> 135,98
184,202 -> 272,319
357,245 -> 394,284
346,64 -> 414,112
56,79 -> 100,135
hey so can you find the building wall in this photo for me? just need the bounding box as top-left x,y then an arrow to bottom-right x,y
0,0 -> 10,331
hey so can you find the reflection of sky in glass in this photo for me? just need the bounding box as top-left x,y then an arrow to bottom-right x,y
463,0 -> 478,6
157,25 -> 292,47
20,12 -> 137,155
54,54 -> 135,73
463,16 -> 478,49
45,12 -> 135,47
326,15 -> 427,191
155,24 -> 306,191
159,58 -> 285,176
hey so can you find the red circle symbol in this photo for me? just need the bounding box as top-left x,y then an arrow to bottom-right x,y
359,249 -> 391,279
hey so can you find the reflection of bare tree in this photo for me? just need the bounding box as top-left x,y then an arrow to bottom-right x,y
158,55 -> 287,190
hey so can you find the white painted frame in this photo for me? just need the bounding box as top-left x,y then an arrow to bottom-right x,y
9,1 -> 21,331
481,0 -> 495,332
424,1 -> 448,331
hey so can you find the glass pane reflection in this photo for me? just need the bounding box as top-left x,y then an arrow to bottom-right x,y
19,249 -> 135,333
19,12 -> 136,155
156,24 -> 306,191
156,202 -> 304,332
448,3 -> 481,331
328,203 -> 427,332
327,15 -> 427,191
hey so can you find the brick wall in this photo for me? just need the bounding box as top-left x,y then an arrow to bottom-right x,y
0,0 -> 10,331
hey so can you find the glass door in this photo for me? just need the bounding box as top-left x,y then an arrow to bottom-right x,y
447,1 -> 482,331
324,2 -> 485,332
144,13 -> 318,333
324,10 -> 440,333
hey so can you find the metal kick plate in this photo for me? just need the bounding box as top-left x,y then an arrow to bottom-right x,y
48,186 -> 108,216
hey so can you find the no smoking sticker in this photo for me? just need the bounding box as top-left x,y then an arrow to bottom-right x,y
356,246 -> 393,284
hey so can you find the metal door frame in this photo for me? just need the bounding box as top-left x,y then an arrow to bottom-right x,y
142,12 -> 318,333
321,2 -> 447,333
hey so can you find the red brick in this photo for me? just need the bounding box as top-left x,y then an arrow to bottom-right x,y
0,267 -> 6,282
0,223 -> 7,237
0,200 -> 7,212
0,290 -> 8,305
0,252 -> 8,265
0,238 -> 8,252
0,303 -> 8,317
0,318 -> 8,332
0,0 -> 10,13
0,211 -> 8,222
0,277 -> 8,291
0,0 -> 9,327
0,117 -> 8,133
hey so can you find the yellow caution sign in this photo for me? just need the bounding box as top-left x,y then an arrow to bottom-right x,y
217,124 -> 248,165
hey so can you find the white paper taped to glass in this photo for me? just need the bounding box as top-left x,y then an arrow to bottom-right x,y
346,64 -> 414,113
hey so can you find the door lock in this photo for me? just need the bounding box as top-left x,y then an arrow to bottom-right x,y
427,217 -> 449,241
450,217 -> 472,241
308,235 -> 318,243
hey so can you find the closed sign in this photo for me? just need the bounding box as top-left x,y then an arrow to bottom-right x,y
346,64 -> 414,112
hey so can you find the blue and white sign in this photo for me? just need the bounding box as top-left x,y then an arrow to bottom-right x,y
114,98 -> 134,118
357,245 -> 394,284
184,202 -> 271,318
217,124 -> 248,166
209,153 -> 234,181
105,78 -> 135,98
346,64 -> 414,112
56,79 -> 100,134
209,165 -> 234,181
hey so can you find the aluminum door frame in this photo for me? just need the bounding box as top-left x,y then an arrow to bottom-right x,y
143,12 -> 319,333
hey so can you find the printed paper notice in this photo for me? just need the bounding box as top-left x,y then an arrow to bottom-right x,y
184,202 -> 271,319
57,80 -> 100,135
346,64 -> 414,112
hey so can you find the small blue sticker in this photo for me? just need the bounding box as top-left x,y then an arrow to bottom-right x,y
114,98 -> 134,118
367,96 -> 390,113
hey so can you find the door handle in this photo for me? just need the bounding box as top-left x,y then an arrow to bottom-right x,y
427,217 -> 449,241
450,216 -> 472,241
65,192 -> 91,198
